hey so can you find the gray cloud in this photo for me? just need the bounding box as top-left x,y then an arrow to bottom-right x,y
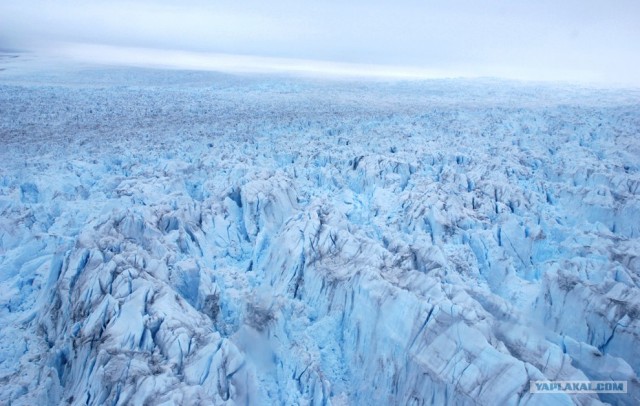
1,0 -> 639,85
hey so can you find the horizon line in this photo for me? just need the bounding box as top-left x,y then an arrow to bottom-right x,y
4,42 -> 640,89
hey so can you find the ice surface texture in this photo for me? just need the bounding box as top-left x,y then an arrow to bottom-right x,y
1,62 -> 639,405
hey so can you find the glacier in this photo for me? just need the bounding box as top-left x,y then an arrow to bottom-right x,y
0,56 -> 639,405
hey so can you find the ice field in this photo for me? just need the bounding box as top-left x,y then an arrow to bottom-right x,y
1,55 -> 639,405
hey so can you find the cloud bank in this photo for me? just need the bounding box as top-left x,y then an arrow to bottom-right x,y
1,0 -> 639,85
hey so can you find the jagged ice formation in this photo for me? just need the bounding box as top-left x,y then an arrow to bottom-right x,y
1,61 -> 639,405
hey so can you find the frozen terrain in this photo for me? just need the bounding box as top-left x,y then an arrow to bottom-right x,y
1,55 -> 639,405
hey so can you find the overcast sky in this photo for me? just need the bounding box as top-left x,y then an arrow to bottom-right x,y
1,0 -> 639,85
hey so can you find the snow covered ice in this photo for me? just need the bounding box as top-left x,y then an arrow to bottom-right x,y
1,56 -> 639,405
